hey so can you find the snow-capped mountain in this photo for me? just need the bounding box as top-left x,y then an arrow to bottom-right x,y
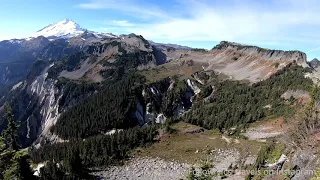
31,18 -> 86,38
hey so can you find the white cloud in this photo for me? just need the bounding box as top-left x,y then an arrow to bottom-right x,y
77,0 -> 169,19
111,20 -> 135,27
79,0 -> 320,49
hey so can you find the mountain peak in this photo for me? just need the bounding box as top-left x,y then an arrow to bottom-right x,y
308,58 -> 320,69
31,19 -> 86,38
62,18 -> 72,22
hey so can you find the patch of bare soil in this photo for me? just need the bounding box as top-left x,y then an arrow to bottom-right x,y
245,117 -> 288,140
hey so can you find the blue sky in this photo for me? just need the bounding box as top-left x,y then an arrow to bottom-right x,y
1,0 -> 320,60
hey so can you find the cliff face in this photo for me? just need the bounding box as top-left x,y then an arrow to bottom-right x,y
0,63 -> 64,147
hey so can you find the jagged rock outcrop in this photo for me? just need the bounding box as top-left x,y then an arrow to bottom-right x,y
304,58 -> 320,83
308,58 -> 320,69
289,148 -> 319,180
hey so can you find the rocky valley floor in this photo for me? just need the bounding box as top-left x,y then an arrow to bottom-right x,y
92,122 -> 264,180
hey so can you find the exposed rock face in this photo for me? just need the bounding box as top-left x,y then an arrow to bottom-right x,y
281,90 -> 311,104
208,41 -> 308,82
28,65 -> 64,145
290,148 -> 319,180
214,41 -> 307,65
141,79 -> 195,125
1,61 -> 94,146
163,41 -> 309,82
187,79 -> 201,95
3,64 -> 64,146
306,58 -> 320,84
308,58 -> 320,69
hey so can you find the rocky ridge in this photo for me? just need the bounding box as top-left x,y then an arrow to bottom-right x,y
163,41 -> 310,83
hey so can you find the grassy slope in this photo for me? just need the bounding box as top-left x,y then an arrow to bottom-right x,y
133,122 -> 262,165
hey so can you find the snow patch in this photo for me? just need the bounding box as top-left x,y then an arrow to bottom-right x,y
33,162 -> 46,176
9,39 -> 23,44
105,129 -> 123,136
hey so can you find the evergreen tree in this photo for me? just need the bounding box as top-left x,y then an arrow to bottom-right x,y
17,155 -> 35,179
65,149 -> 87,179
0,136 -> 11,180
2,102 -> 20,151
9,151 -> 36,180
0,102 -> 36,180
39,161 -> 66,180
